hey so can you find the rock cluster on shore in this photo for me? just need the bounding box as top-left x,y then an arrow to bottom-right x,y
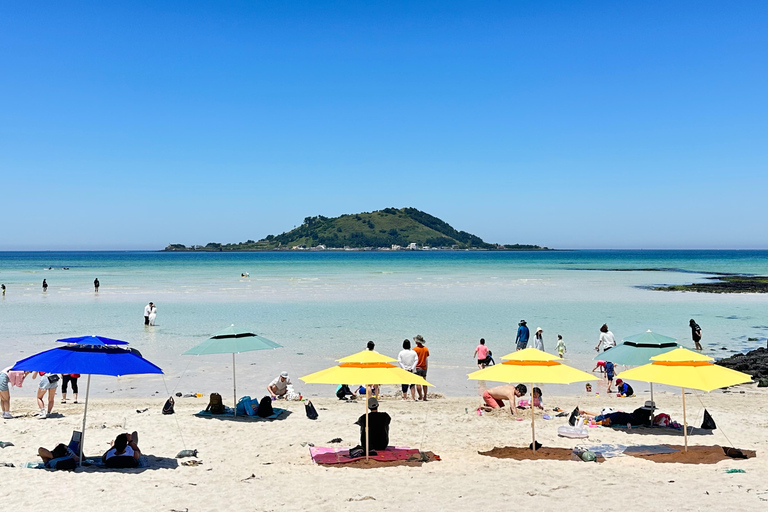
716,346 -> 768,385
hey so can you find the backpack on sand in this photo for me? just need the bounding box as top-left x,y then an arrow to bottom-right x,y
305,400 -> 319,420
206,393 -> 225,415
162,396 -> 175,415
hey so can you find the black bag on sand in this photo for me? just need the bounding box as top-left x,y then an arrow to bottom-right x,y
257,396 -> 274,418
305,400 -> 318,420
701,409 -> 717,430
528,441 -> 543,451
206,393 -> 225,415
162,396 -> 175,415
348,446 -> 376,458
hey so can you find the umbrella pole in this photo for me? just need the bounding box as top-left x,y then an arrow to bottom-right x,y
365,386 -> 370,463
682,386 -> 688,453
232,353 -> 237,417
80,374 -> 91,467
650,383 -> 654,404
530,382 -> 535,452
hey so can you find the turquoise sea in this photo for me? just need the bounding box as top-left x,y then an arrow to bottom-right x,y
1,250 -> 767,398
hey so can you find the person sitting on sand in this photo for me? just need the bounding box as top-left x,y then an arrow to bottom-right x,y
336,384 -> 357,401
615,379 -> 634,397
267,371 -> 291,399
517,387 -> 544,411
102,431 -> 142,468
480,384 -> 527,416
38,442 -> 79,466
354,397 -> 391,451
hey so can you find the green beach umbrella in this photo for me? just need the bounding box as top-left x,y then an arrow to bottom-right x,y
594,330 -> 678,402
184,325 -> 282,416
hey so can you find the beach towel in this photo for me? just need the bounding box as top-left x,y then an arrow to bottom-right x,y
195,406 -> 286,420
310,446 -> 420,465
623,445 -> 679,456
23,455 -> 150,470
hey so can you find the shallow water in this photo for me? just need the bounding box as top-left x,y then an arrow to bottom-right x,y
1,250 -> 766,398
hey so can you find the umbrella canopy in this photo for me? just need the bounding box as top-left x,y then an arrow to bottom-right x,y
336,350 -> 397,364
11,336 -> 162,465
617,347 -> 752,451
56,335 -> 129,346
301,362 -> 431,386
618,348 -> 751,392
300,353 -> 432,461
468,348 -> 594,451
13,345 -> 162,376
183,325 -> 282,416
594,330 -> 678,366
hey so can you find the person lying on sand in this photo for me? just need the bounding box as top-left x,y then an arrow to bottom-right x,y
480,384 -> 527,415
38,443 -> 79,465
102,431 -> 142,468
577,403 -> 656,427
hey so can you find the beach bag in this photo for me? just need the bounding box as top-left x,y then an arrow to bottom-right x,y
206,393 -> 225,415
348,446 -> 365,458
701,409 -> 717,430
305,400 -> 318,420
257,396 -> 273,418
162,396 -> 175,415
236,396 -> 257,416
47,374 -> 60,383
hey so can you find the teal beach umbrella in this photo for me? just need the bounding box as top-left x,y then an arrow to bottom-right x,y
594,330 -> 678,402
183,325 -> 282,416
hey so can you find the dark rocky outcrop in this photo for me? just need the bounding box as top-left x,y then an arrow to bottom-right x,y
716,347 -> 768,381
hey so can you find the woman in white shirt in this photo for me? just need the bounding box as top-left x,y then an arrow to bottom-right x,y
595,324 -> 617,352
397,339 -> 418,401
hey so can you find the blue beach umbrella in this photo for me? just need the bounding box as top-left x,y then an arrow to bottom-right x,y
12,336 -> 163,465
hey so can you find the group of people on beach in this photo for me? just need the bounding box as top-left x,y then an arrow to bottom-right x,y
0,368 -> 79,419
513,320 -> 568,358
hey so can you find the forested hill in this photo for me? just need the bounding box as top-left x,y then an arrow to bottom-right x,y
163,207 -> 550,251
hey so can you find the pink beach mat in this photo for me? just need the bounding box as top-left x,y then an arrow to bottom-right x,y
310,446 -> 420,465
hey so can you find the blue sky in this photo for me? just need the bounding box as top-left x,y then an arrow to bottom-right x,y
1,1 -> 767,249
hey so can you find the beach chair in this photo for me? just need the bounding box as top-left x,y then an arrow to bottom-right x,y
67,430 -> 82,460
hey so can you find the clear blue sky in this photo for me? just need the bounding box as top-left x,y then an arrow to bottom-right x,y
2,1 -> 767,250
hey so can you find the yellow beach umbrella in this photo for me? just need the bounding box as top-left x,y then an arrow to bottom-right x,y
618,347 -> 752,451
468,348 -> 594,451
301,353 -> 432,461
336,350 -> 397,364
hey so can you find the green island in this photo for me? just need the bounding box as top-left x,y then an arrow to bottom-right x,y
164,207 -> 550,251
653,275 -> 768,294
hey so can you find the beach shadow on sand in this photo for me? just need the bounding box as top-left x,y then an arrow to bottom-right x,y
80,455 -> 179,472
194,410 -> 292,422
609,426 -> 714,437
625,445 -> 756,464
479,446 -> 605,463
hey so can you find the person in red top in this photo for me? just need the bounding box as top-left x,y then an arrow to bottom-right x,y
413,335 -> 430,401
61,374 -> 80,404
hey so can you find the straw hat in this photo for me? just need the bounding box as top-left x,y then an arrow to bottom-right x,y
414,335 -> 426,344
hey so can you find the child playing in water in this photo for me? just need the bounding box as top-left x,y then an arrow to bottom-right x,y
555,335 -> 566,358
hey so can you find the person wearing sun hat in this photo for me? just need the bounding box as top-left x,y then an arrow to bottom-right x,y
533,327 -> 545,351
413,335 -> 430,401
515,320 -> 530,351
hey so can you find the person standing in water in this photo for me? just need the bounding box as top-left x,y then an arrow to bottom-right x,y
144,302 -> 153,326
148,303 -> 157,326
515,320 -> 530,350
42,279 -> 48,292
689,319 -> 703,351
94,278 -> 100,292
1,284 -> 5,296
533,327 -> 545,351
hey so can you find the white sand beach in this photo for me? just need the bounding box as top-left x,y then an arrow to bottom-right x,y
1,385 -> 765,511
